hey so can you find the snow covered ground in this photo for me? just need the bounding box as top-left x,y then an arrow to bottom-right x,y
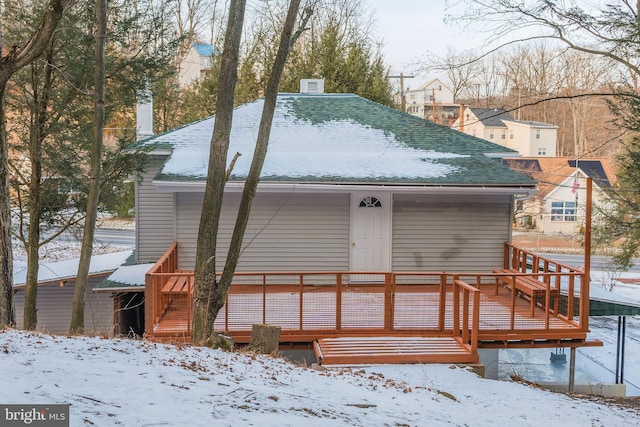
4,227 -> 640,425
1,328 -> 639,426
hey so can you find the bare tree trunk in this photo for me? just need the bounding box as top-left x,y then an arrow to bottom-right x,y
70,0 -> 106,335
23,48 -> 55,330
0,0 -> 72,328
192,0 -> 247,346
0,85 -> 13,328
192,0 -> 312,346
218,0 -> 310,300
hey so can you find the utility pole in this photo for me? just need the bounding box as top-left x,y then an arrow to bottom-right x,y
431,88 -> 436,122
388,72 -> 414,112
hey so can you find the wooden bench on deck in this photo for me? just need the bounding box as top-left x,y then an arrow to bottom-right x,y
161,275 -> 193,295
493,269 -> 559,317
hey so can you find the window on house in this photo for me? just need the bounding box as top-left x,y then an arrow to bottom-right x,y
510,131 -> 514,140
489,130 -> 495,139
537,147 -> 547,156
501,130 -> 506,139
472,129 -> 476,136
551,201 -> 576,222
359,196 -> 382,207
536,129 -> 541,139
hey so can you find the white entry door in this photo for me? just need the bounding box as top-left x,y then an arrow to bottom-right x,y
350,193 -> 392,272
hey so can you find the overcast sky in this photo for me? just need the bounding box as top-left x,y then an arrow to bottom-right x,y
367,0 -> 479,83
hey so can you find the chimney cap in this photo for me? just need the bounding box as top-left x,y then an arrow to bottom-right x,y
300,78 -> 325,94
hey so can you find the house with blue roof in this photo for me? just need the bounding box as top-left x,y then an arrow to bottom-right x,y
178,42 -> 219,87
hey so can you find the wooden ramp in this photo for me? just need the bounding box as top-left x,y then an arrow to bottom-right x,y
314,336 -> 478,365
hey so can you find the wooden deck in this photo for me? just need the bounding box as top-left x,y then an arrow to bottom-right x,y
145,243 -> 595,365
314,337 -> 475,365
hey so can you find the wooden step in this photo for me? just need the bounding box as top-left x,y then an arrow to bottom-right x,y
314,336 -> 478,365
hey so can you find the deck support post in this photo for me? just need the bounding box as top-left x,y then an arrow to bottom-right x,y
568,347 -> 576,393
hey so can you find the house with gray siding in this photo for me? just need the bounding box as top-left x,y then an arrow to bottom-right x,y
102,89 -> 540,338
13,251 -> 132,335
133,92 -> 535,273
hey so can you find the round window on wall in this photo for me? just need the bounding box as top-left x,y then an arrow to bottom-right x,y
359,196 -> 382,208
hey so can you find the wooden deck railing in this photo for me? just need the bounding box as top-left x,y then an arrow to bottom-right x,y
146,243 -> 590,348
144,242 -> 179,333
503,242 -> 586,327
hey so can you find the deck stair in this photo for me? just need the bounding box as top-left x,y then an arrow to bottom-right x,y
313,336 -> 478,365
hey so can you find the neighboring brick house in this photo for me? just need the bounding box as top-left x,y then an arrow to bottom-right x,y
452,107 -> 558,157
503,157 -> 616,234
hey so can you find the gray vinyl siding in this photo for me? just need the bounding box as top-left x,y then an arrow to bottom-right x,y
176,192 -> 350,271
392,194 -> 511,272
13,274 -> 114,334
136,155 -> 175,262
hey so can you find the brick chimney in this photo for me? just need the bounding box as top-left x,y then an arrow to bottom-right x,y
459,104 -> 465,133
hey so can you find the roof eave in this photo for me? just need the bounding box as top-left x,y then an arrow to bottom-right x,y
152,180 -> 536,196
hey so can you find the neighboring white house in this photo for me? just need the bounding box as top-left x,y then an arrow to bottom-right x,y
503,157 -> 616,234
452,107 -> 558,157
405,79 -> 459,126
178,43 -> 218,87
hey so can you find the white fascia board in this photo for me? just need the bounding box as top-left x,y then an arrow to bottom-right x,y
152,180 -> 536,197
484,152 -> 520,159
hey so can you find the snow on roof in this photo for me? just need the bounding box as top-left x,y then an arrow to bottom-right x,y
157,95 -> 463,180
95,262 -> 154,291
144,94 -> 533,186
170,107 -> 462,180
13,250 -> 133,287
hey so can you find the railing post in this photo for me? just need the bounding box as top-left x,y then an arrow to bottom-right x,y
264,274 -> 268,325
299,273 -> 304,331
452,275 -> 460,337
384,273 -> 394,331
567,274 -> 575,321
336,273 -> 342,331
503,242 -> 509,269
471,289 -> 480,354
144,273 -> 153,336
438,274 -> 446,331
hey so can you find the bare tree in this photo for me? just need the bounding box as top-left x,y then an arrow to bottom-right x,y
192,0 -> 313,346
69,0 -> 106,334
0,0 -> 73,328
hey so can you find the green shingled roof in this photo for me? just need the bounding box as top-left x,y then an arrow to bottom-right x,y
143,93 -> 536,187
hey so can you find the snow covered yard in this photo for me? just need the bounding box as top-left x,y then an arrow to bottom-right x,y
5,227 -> 640,425
1,329 -> 639,427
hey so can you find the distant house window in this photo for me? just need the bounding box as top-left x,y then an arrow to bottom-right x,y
536,129 -> 541,139
501,130 -> 506,139
472,129 -> 477,136
489,130 -> 495,139
510,130 -> 514,140
551,201 -> 576,222
537,147 -> 547,156
359,196 -> 382,208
